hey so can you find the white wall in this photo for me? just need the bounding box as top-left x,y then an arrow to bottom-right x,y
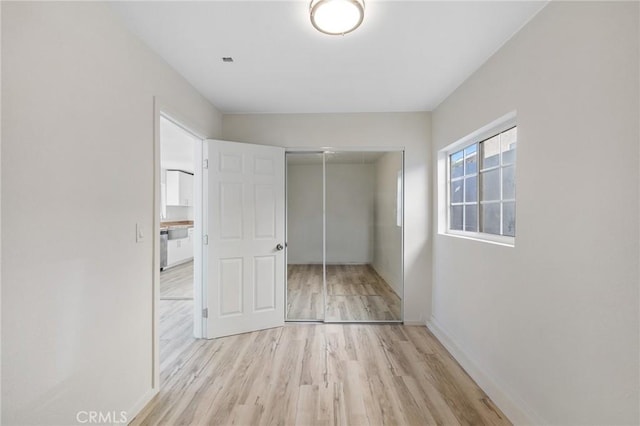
373,152 -> 403,296
287,162 -> 323,264
2,3 -> 221,424
326,163 -> 374,264
160,116 -> 197,173
223,112 -> 431,323
430,2 -> 639,424
287,162 -> 374,264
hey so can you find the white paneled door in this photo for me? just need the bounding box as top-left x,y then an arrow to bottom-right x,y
204,140 -> 285,338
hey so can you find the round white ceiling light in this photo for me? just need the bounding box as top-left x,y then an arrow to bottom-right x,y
310,0 -> 365,36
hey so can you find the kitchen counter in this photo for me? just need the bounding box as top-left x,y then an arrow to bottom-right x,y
161,220 -> 194,269
160,220 -> 194,230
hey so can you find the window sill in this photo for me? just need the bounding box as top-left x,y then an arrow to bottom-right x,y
440,230 -> 515,247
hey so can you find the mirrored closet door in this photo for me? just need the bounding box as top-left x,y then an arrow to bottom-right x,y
286,150 -> 403,323
286,153 -> 325,321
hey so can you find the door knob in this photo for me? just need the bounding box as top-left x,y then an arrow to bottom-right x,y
276,243 -> 284,251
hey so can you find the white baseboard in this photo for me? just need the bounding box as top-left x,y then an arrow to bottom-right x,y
427,317 -> 545,426
126,387 -> 158,424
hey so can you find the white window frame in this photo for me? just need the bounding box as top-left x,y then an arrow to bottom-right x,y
438,112 -> 517,247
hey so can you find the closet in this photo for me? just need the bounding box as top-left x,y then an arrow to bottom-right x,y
286,150 -> 403,322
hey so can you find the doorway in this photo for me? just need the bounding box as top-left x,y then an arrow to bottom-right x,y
285,150 -> 404,323
158,113 -> 204,362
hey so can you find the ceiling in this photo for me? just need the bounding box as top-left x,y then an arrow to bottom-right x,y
111,1 -> 547,114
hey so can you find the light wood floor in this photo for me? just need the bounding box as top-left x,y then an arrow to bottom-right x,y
159,299 -> 194,375
161,260 -> 194,299
145,261 -> 509,425
287,264 -> 401,321
287,264 -> 323,320
133,315 -> 510,426
159,261 -> 195,382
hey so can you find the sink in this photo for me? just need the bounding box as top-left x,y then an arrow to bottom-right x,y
168,227 -> 188,240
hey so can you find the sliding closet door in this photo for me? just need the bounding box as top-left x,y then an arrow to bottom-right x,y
285,153 -> 325,321
325,151 -> 403,322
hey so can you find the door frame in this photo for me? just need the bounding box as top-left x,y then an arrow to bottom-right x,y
284,146 -> 406,323
152,98 -> 207,390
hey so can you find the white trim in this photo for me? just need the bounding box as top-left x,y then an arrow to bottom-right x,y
284,154 -> 289,321
396,170 -> 402,228
284,148 -> 406,323
400,150 -> 405,322
439,111 -> 518,245
155,105 -> 206,339
442,111 -> 517,155
0,3 -> 3,418
152,97 -> 207,399
152,99 -> 162,392
443,230 -> 515,247
322,153 -> 327,321
285,146 -> 405,153
157,108 -> 208,141
427,317 -> 546,426
0,2 -> 3,420
193,138 -> 205,338
126,388 -> 158,424
202,141 -> 210,338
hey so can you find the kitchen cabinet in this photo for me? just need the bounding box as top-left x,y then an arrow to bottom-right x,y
167,227 -> 194,267
187,227 -> 194,258
166,170 -> 194,206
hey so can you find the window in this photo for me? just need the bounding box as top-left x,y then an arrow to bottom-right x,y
447,126 -> 517,241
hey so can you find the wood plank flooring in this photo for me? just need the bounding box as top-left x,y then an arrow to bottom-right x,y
146,261 -> 509,425
159,299 -> 194,376
287,264 -> 324,320
161,260 -> 194,299
159,261 -> 195,380
133,310 -> 510,425
326,264 -> 401,322
287,264 -> 401,321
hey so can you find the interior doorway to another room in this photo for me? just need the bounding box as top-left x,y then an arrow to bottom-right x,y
286,150 -> 404,323
158,114 -> 203,364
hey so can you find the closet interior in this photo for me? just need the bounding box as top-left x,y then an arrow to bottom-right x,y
286,150 -> 404,322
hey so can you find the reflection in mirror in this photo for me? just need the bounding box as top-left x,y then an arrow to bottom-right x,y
324,151 -> 403,322
286,153 -> 324,320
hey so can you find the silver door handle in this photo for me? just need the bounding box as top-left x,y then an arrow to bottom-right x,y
276,243 -> 284,251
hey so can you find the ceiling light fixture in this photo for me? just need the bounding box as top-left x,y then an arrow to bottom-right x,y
310,0 -> 365,36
